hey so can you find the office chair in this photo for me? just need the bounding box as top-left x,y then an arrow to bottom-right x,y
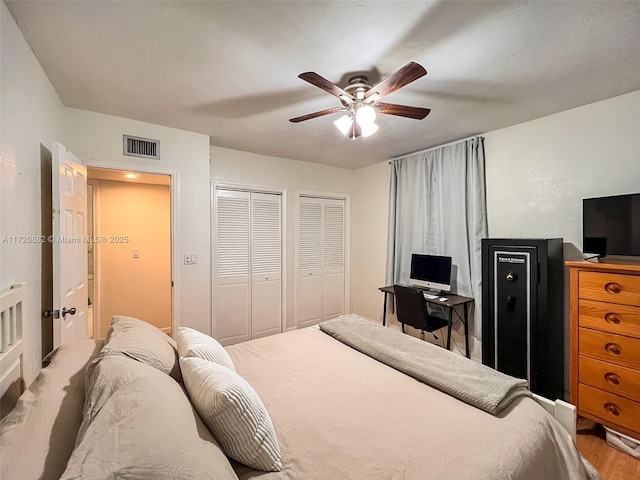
393,285 -> 450,341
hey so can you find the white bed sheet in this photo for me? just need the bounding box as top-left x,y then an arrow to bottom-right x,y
226,327 -> 599,480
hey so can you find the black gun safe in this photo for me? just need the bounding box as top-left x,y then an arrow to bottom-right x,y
481,238 -> 564,400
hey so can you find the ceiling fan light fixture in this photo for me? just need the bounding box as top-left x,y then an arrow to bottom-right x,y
291,62 -> 429,140
355,104 -> 377,126
360,121 -> 379,138
333,114 -> 353,136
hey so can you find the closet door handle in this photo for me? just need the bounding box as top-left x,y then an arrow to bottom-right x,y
605,282 -> 622,294
604,372 -> 620,386
604,313 -> 621,325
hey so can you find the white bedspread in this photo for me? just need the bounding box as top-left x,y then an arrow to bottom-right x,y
226,326 -> 600,480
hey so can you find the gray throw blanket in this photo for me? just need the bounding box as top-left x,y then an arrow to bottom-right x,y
320,314 -> 531,415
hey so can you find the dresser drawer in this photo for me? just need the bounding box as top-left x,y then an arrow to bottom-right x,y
579,384 -> 640,434
579,299 -> 640,338
579,356 -> 640,401
579,271 -> 640,307
579,328 -> 640,369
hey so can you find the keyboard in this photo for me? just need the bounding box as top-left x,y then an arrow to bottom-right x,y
423,292 -> 438,300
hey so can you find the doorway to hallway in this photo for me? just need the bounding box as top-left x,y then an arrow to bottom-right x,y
87,168 -> 172,338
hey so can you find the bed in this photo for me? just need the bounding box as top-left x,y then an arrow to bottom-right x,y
0,282 -> 26,418
227,320 -> 597,480
0,310 -> 600,480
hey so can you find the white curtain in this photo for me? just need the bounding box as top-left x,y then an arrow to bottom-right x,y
385,136 -> 487,339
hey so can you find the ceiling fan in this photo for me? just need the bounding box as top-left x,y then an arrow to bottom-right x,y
289,61 -> 430,139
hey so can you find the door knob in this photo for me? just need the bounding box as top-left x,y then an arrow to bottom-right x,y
62,307 -> 77,318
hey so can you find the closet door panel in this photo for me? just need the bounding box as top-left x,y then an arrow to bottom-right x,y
299,274 -> 323,328
252,278 -> 281,338
298,198 -> 323,327
251,193 -> 282,338
322,199 -> 346,319
322,272 -> 344,319
215,284 -> 250,343
214,190 -> 251,345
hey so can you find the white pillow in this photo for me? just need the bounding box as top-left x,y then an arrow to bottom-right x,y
177,327 -> 235,371
62,355 -> 238,480
180,356 -> 282,472
102,315 -> 180,380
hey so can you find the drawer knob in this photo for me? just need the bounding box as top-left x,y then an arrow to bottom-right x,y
605,343 -> 622,355
604,313 -> 621,325
604,402 -> 620,416
604,372 -> 621,386
604,282 -> 622,294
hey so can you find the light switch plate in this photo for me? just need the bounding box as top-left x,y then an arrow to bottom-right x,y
184,253 -> 197,265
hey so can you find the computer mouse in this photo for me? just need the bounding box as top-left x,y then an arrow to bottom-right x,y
439,297 -> 447,302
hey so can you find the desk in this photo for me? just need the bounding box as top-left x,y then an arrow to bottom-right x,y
379,285 -> 474,358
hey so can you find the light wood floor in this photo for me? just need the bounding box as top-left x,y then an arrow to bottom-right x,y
575,419 -> 640,480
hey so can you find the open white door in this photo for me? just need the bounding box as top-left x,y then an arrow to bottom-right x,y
52,142 -> 88,347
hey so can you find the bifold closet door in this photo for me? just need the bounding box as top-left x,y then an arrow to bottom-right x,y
298,196 -> 345,329
214,189 -> 282,345
250,193 -> 281,339
321,199 -> 345,319
214,189 -> 251,344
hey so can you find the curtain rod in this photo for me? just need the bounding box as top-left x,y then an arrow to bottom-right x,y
389,134 -> 484,163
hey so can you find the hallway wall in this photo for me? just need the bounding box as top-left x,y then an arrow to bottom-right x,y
93,180 -> 171,337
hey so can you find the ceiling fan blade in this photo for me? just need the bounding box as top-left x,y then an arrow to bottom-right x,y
289,106 -> 343,123
365,62 -> 427,99
375,102 -> 431,120
298,72 -> 354,102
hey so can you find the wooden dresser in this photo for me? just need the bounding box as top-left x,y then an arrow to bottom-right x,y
567,260 -> 640,440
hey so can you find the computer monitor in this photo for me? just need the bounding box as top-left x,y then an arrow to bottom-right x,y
409,254 -> 452,292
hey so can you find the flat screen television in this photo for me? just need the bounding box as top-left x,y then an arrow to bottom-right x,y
409,254 -> 452,292
583,193 -> 640,258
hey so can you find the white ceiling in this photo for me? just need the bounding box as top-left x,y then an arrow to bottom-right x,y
7,1 -> 640,169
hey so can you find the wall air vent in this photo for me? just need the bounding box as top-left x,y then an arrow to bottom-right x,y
123,135 -> 160,160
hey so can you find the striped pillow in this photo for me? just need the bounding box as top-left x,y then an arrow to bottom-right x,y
176,327 -> 235,371
180,357 -> 282,472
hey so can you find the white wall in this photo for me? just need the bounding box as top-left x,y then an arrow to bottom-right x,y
0,2 -> 65,386
350,160 -> 390,323
484,89 -> 640,252
63,109 -> 212,334
210,146 -> 354,331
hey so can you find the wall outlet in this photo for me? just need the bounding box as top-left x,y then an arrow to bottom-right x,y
184,253 -> 197,265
